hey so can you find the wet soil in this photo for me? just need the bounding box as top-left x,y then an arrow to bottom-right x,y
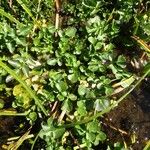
0,117 -> 15,142
102,79 -> 150,150
0,116 -> 30,150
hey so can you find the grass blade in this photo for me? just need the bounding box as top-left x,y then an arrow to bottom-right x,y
0,60 -> 48,116
131,35 -> 150,53
0,8 -> 23,26
16,0 -> 36,21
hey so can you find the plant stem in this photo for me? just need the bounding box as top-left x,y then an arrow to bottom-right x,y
0,111 -> 28,116
60,68 -> 150,128
131,35 -> 150,53
30,131 -> 41,150
0,60 -> 48,116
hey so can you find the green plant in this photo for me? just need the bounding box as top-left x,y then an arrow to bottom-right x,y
0,0 -> 149,149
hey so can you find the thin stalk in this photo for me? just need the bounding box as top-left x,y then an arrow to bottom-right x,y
55,0 -> 61,36
107,8 -> 115,22
0,111 -> 28,116
35,0 -> 42,20
7,134 -> 34,142
60,68 -> 150,128
30,131 -> 40,150
131,35 -> 150,53
0,60 -> 48,116
0,8 -> 23,26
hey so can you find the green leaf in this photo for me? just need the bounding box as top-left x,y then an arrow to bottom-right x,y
78,85 -> 87,96
47,59 -> 57,66
94,42 -> 102,49
65,27 -> 77,37
16,0 -> 36,21
22,65 -> 29,77
143,63 -> 150,76
55,81 -> 68,92
8,60 -> 21,68
68,94 -> 77,101
68,73 -> 78,83
15,37 -> 26,46
29,112 -> 37,122
61,99 -> 72,112
18,25 -> 32,36
105,86 -> 113,96
0,8 -> 23,25
94,99 -> 110,111
85,90 -> 96,99
109,64 -> 118,75
40,118 -> 65,140
86,132 -> 96,143
88,36 -> 96,45
87,120 -> 100,133
33,38 -> 40,46
88,65 -> 99,72
53,128 -> 65,139
57,94 -> 65,101
117,55 -> 126,68
77,101 -> 87,116
119,76 -> 135,88
6,42 -> 15,53
96,131 -> 106,141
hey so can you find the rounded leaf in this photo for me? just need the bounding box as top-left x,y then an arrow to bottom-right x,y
55,81 -> 68,92
65,27 -> 77,37
78,85 -> 87,96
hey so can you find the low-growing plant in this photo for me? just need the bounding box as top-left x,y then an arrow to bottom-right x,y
0,0 -> 149,149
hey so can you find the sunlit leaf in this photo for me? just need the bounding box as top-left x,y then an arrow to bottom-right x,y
65,27 -> 77,37
55,81 -> 68,92
78,85 -> 87,96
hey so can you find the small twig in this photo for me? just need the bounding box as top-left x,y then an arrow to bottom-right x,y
8,0 -> 13,8
55,0 -> 61,36
102,121 -> 128,135
103,118 -> 128,148
55,0 -> 61,11
49,101 -> 59,117
7,127 -> 33,150
7,136 -> 20,141
58,110 -> 66,123
51,101 -> 59,112
131,35 -> 150,53
0,110 -> 29,116
69,131 -> 82,150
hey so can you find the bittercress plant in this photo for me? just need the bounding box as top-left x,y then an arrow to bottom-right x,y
0,0 -> 149,149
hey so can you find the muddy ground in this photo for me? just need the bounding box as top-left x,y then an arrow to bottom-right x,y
102,79 -> 150,150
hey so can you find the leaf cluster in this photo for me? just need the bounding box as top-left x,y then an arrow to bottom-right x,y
0,0 -> 149,149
